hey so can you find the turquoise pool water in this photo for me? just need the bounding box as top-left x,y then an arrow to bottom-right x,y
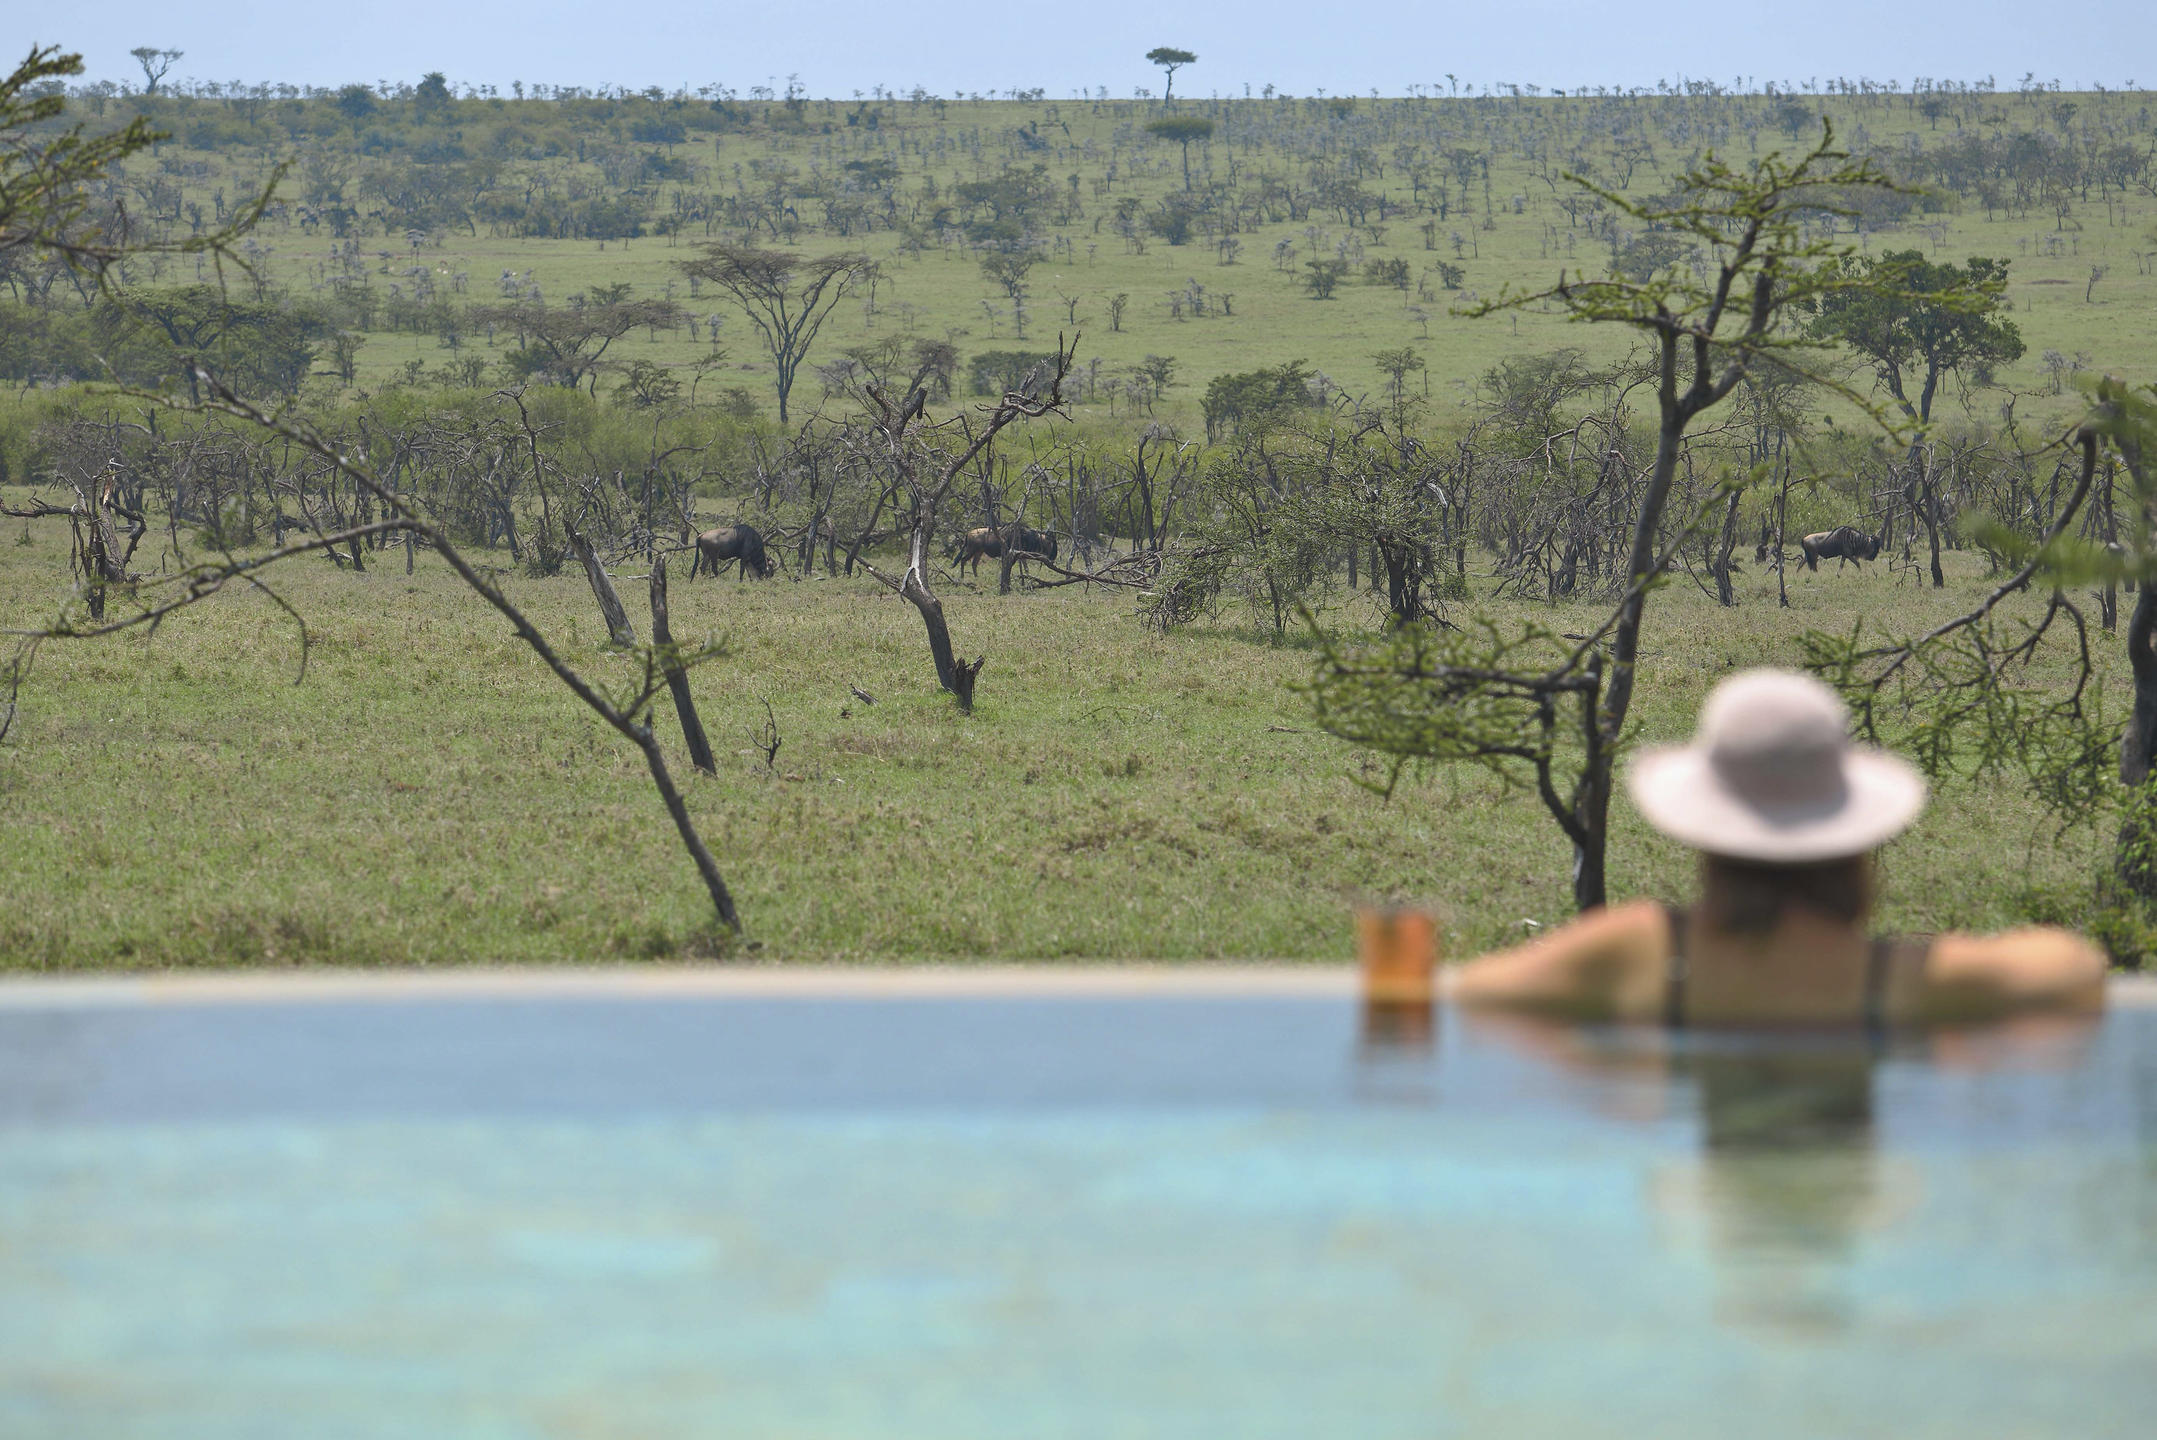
1,982 -> 2152,1438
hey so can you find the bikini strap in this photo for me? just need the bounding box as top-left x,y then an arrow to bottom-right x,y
1663,903 -> 1689,1030
1864,934 -> 1898,1041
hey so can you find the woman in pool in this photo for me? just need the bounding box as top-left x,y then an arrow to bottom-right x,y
1446,669 -> 2108,1027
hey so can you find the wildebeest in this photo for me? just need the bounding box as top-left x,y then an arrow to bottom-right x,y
951,524 -> 1057,576
692,524 -> 776,580
1799,526 -> 1882,572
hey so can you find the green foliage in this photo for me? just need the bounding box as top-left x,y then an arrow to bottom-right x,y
616,357 -> 681,409
1612,230 -> 1692,282
1143,114 -> 1214,188
414,72 -> 452,122
979,250 -> 1036,300
1143,117 -> 1214,145
1201,360 -> 1318,440
968,349 -> 1064,396
26,79 -> 2154,957
477,291 -> 677,392
952,164 -> 1054,248
1371,347 -> 1425,406
2,77 -> 2144,436
334,84 -> 377,125
1477,349 -> 1605,437
88,286 -> 331,397
676,244 -> 873,421
1304,617 -> 1585,797
1144,197 -> 1197,244
1364,257 -> 1411,289
0,444 -> 2140,964
1149,417 -> 1460,635
1304,258 -> 1350,299
1808,250 -> 2026,420
1479,122 -> 1899,403
1317,126 -> 1919,909
1800,602 -> 2116,818
0,299 -> 97,382
1145,47 -> 1198,101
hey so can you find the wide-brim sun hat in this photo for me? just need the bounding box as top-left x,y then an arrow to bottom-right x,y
1628,669 -> 1925,863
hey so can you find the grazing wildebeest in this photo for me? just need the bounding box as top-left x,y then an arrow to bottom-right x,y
693,524 -> 776,580
1799,526 -> 1882,571
1010,525 -> 1057,566
951,524 -> 1058,576
951,526 -> 1001,575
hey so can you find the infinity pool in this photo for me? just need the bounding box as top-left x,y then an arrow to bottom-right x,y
2,971 -> 2152,1439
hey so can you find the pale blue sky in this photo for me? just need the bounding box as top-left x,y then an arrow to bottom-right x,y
31,1 -> 2157,97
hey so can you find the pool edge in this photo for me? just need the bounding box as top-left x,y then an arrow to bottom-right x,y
0,964 -> 1363,1008
0,967 -> 2148,1010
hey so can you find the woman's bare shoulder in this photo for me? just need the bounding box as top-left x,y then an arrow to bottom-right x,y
1446,900 -> 1670,1020
1915,925 -> 2109,1019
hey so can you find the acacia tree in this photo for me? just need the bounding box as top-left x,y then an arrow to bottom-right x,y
1372,346 -> 1427,412
94,285 -> 329,402
1809,251 -> 2025,586
979,251 -> 1036,337
677,244 -> 874,422
414,71 -> 452,121
1306,126 -> 1923,912
1144,116 -> 1214,192
1146,47 -> 1196,102
476,292 -> 681,393
128,46 -> 181,94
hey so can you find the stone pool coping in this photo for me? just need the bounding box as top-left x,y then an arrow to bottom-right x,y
0,966 -> 2150,1009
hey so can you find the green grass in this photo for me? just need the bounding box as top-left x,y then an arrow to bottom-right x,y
0,499 -> 2118,969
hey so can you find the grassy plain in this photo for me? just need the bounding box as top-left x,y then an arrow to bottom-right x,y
125,90 -> 2157,430
0,497 -> 2115,969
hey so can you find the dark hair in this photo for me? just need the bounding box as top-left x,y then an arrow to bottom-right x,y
1699,853 -> 1872,934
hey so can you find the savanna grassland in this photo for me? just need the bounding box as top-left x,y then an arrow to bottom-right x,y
22,80 -> 2157,429
5,73 -> 2155,968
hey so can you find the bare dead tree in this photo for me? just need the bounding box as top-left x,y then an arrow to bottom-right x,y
846,338 -> 1078,713
9,465 -> 152,621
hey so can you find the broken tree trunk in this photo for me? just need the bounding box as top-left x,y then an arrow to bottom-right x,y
901,565 -> 984,709
81,507 -> 107,621
631,723 -> 740,931
1712,488 -> 1741,606
73,486 -> 135,621
567,526 -> 637,646
856,525 -> 987,713
648,555 -> 716,775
